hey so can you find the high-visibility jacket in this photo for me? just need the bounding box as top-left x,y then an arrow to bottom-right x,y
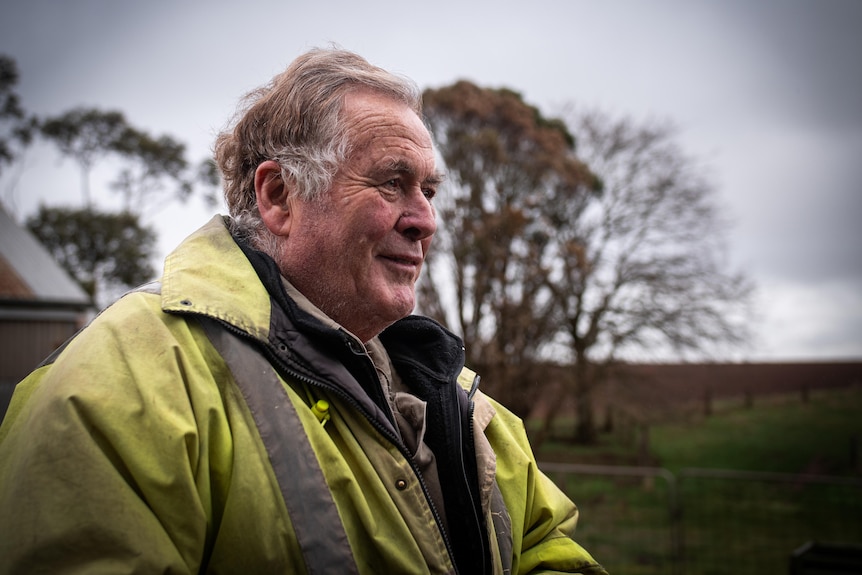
0,215 -> 608,574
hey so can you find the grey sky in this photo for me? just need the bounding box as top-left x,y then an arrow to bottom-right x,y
1,0 -> 860,361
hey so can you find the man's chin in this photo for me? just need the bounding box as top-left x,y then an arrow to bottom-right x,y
379,289 -> 416,321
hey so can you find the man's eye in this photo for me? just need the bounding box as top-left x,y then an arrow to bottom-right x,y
381,179 -> 401,191
422,187 -> 437,200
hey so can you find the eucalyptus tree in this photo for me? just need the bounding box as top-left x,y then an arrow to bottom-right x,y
111,127 -> 192,216
27,205 -> 156,306
40,107 -> 129,207
420,81 -> 598,416
37,106 -> 195,307
0,54 -> 37,207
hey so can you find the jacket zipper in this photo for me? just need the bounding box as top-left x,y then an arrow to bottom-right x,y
461,393 -> 488,574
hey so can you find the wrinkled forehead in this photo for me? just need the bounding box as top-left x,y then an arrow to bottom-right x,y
341,91 -> 437,163
340,89 -> 426,133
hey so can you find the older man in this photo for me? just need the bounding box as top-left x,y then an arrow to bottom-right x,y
0,49 -> 607,574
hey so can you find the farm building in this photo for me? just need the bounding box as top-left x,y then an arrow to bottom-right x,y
0,206 -> 92,418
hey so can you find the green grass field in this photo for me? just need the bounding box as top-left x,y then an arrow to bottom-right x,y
650,387 -> 862,476
535,386 -> 862,574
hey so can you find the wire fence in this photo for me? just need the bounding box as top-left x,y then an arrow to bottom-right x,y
540,462 -> 862,575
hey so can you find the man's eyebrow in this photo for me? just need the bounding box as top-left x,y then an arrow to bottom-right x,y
381,159 -> 446,186
424,171 -> 446,187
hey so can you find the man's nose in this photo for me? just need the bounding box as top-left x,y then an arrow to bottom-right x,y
397,189 -> 437,241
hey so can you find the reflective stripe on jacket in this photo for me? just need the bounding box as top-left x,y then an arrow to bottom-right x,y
0,215 -> 608,574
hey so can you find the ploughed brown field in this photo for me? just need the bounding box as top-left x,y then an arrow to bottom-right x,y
534,361 -> 862,424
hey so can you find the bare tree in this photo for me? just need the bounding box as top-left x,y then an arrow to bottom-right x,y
420,81 -> 597,416
536,108 -> 753,445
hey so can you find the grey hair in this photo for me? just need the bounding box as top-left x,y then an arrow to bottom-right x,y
213,48 -> 423,251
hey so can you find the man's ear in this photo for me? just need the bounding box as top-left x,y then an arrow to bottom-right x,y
255,160 -> 294,237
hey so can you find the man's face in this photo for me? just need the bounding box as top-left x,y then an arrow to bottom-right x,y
281,90 -> 440,341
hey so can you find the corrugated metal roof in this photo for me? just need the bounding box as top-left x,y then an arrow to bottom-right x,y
0,206 -> 91,306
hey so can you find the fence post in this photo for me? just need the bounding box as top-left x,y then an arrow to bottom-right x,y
638,424 -> 651,467
704,386 -> 713,416
852,435 -> 861,475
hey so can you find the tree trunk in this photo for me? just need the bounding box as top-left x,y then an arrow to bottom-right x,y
574,356 -> 598,444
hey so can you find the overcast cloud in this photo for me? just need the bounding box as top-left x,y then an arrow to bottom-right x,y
1,0 -> 860,361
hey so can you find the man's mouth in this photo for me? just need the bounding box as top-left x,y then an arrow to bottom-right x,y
379,253 -> 423,271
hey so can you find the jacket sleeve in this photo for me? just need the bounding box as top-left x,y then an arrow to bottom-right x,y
0,295 -> 226,575
484,397 -> 609,575
518,465 -> 609,574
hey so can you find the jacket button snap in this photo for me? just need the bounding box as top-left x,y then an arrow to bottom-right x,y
395,479 -> 408,491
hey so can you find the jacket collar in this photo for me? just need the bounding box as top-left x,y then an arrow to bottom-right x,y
160,216 -> 272,341
233,227 -> 467,396
160,215 -> 466,397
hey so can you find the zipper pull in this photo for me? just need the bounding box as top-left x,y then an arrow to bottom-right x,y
311,399 -> 331,426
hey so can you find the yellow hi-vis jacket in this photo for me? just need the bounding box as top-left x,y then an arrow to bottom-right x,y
0,216 -> 608,574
